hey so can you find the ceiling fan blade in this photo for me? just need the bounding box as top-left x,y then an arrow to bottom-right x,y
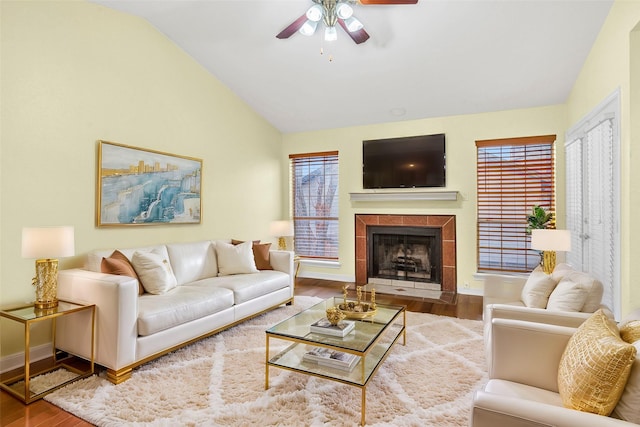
337,19 -> 370,44
276,14 -> 308,39
359,0 -> 418,4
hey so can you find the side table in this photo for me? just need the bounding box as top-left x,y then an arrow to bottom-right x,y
0,300 -> 95,403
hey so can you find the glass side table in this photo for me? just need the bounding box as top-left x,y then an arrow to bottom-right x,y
0,300 -> 95,403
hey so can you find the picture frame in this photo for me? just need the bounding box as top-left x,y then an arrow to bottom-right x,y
97,140 -> 202,226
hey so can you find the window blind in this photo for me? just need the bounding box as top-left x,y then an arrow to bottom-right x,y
290,151 -> 339,260
476,135 -> 556,273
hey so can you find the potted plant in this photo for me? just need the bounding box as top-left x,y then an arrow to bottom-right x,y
526,205 -> 554,234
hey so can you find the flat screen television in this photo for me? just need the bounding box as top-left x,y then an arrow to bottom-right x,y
363,133 -> 446,189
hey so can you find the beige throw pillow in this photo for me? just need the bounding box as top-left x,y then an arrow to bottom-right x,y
558,309 -> 637,416
131,249 -> 178,295
520,266 -> 557,308
216,241 -> 259,276
546,278 -> 589,312
612,321 -> 640,423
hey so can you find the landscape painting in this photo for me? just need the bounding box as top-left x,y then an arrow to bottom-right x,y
97,140 -> 202,226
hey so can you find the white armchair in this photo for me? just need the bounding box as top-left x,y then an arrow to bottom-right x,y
471,316 -> 639,426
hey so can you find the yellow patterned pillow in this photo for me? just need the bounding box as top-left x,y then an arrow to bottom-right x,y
620,320 -> 640,344
558,309 -> 637,415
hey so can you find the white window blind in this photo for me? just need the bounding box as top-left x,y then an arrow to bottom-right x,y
290,151 -> 339,260
476,135 -> 556,273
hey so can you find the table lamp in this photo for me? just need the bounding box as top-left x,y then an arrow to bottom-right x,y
531,229 -> 571,274
22,226 -> 75,309
269,220 -> 294,251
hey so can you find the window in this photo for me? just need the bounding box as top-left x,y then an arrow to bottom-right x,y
290,151 -> 339,259
476,135 -> 556,273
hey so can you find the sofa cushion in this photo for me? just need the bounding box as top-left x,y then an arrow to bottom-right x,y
558,309 -> 637,415
137,285 -> 234,336
101,250 -> 144,295
520,266 -> 557,309
131,249 -> 178,295
546,278 -> 589,312
216,241 -> 259,276
190,270 -> 289,305
86,245 -> 167,272
166,240 -> 218,285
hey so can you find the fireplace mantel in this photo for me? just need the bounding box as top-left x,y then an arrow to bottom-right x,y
349,191 -> 458,202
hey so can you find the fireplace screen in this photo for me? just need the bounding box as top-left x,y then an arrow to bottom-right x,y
368,226 -> 441,284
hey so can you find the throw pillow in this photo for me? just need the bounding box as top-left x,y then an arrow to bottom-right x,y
101,250 -> 144,295
252,242 -> 273,270
551,263 -> 575,283
216,241 -> 259,276
520,266 -> 557,308
231,239 -> 260,245
612,322 -> 640,423
130,249 -> 178,295
546,278 -> 589,312
558,309 -> 637,416
621,320 -> 640,344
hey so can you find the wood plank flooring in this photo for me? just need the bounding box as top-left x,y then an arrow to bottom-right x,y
1,278 -> 483,426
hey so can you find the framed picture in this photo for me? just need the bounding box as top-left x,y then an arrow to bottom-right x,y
97,140 -> 202,226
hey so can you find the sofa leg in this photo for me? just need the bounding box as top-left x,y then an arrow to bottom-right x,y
106,367 -> 132,384
286,297 -> 294,306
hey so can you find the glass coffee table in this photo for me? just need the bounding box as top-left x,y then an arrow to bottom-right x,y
265,297 -> 406,426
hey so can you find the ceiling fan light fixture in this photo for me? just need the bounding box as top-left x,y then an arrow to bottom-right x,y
336,3 -> 354,20
306,4 -> 323,22
345,16 -> 364,32
299,20 -> 318,36
324,26 -> 338,41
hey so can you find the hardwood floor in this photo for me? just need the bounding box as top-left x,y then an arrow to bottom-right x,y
1,278 -> 483,426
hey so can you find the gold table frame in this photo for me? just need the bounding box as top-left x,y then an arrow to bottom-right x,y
265,297 -> 406,426
0,300 -> 95,403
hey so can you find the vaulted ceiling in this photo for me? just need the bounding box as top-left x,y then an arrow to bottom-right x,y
91,0 -> 614,133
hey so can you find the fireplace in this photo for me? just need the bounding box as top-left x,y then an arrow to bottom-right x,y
368,226 -> 442,284
355,214 -> 456,297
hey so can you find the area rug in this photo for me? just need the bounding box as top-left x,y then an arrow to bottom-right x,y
45,296 -> 487,426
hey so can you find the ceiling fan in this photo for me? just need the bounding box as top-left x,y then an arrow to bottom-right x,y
276,0 -> 418,45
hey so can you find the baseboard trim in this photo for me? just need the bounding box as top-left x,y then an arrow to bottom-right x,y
457,287 -> 483,296
0,342 -> 52,374
297,271 -> 355,283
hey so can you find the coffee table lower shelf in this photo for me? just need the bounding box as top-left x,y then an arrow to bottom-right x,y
265,307 -> 405,426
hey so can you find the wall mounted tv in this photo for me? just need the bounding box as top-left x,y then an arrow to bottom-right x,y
363,133 -> 446,189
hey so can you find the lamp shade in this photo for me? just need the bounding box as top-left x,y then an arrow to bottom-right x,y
531,229 -> 571,251
22,226 -> 75,259
269,220 -> 294,237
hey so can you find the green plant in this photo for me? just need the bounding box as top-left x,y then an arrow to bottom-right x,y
526,205 -> 554,234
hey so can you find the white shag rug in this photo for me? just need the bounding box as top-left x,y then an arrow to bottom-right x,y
45,296 -> 487,426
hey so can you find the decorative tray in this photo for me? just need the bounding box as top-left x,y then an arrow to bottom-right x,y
337,301 -> 377,319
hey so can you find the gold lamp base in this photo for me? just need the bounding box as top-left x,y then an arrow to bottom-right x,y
277,236 -> 287,251
541,250 -> 556,275
32,258 -> 59,309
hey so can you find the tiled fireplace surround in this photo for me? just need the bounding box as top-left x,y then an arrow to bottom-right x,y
355,214 -> 457,296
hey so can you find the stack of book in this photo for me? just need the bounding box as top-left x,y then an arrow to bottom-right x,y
309,318 -> 355,337
302,347 -> 360,372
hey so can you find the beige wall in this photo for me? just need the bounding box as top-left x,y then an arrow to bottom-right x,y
566,0 -> 640,316
0,1 -> 283,356
282,105 -> 568,291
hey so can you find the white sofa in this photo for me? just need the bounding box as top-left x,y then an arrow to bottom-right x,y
55,239 -> 294,384
471,313 -> 640,426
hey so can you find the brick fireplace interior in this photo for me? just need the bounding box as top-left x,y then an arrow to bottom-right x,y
355,214 -> 456,302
